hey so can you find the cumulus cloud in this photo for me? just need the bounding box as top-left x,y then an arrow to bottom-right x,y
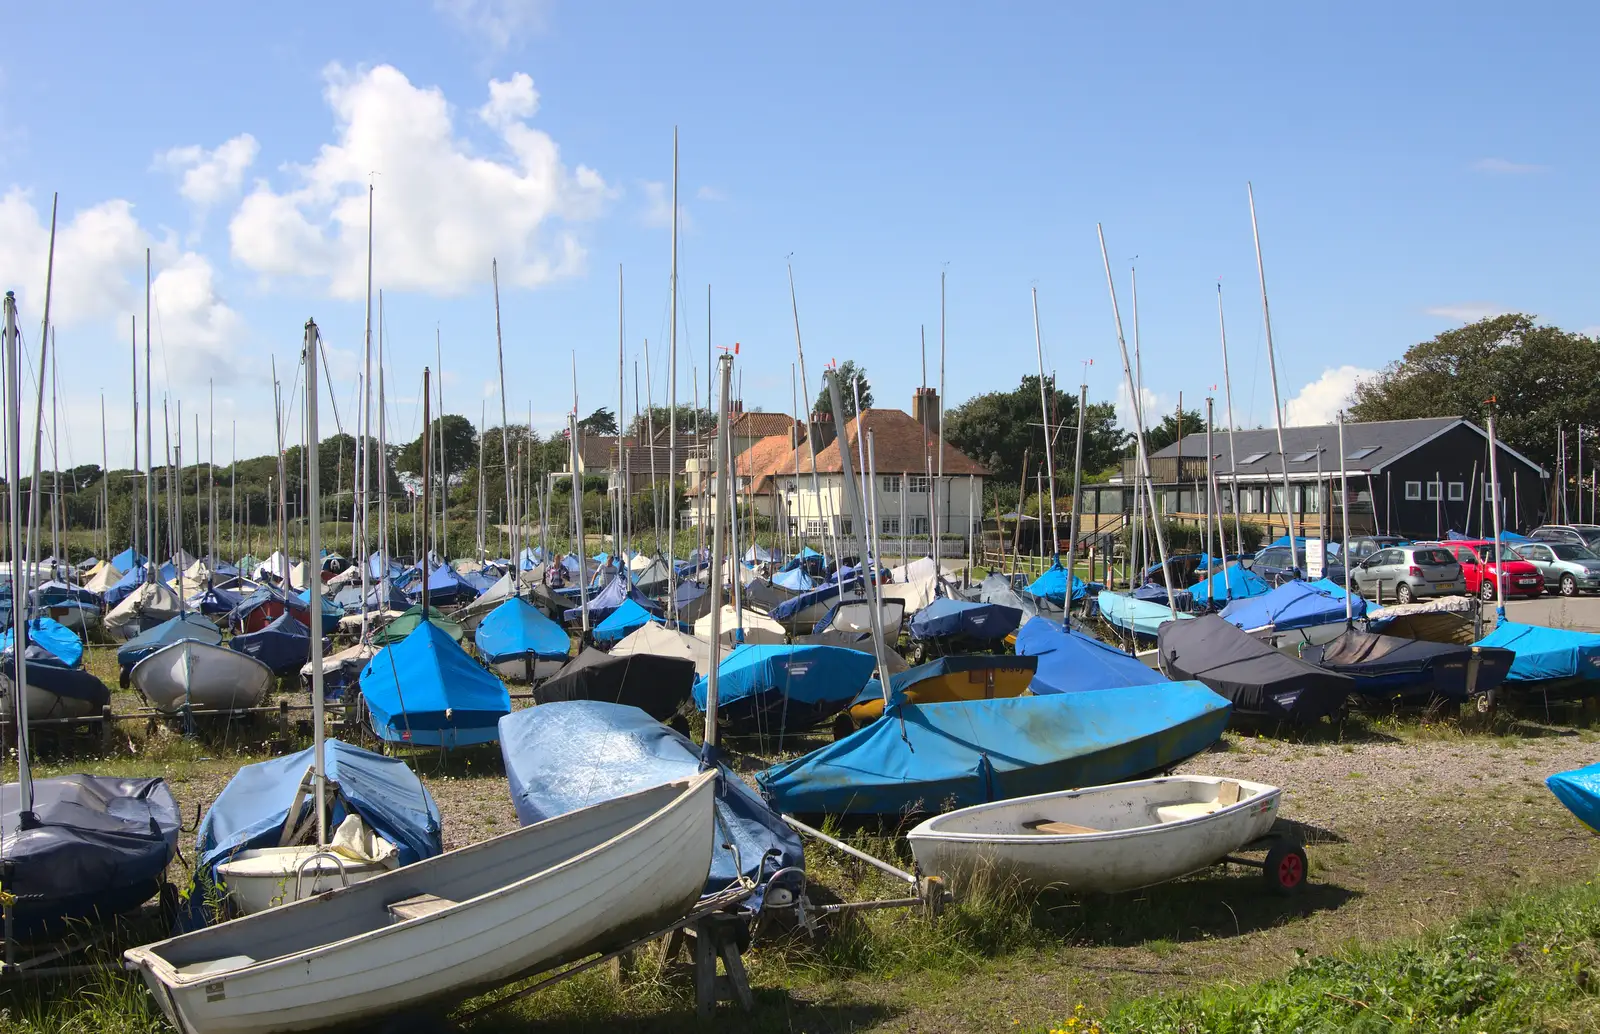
1425,302 -> 1508,323
640,180 -> 692,231
229,64 -> 611,299
1471,157 -> 1544,175
0,189 -> 245,386
156,134 -> 259,209
1115,381 -> 1164,436
1284,365 -> 1375,426
434,0 -> 548,52
696,185 -> 726,202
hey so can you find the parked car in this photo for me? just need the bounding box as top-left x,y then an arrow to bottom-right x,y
1529,525 -> 1600,548
1248,545 -> 1346,587
1510,541 -> 1600,596
1344,535 -> 1406,563
1431,540 -> 1545,600
1348,545 -> 1464,604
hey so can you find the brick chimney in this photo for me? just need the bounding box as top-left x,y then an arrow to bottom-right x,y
913,387 -> 941,433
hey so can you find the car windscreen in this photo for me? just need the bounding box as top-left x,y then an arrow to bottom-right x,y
1411,548 -> 1456,566
1473,545 -> 1514,562
1553,544 -> 1600,561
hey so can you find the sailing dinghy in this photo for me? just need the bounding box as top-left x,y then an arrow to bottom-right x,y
907,775 -> 1281,892
125,773 -> 716,1034
132,640 -> 275,714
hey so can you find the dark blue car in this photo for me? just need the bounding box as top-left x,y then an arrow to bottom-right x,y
1250,545 -> 1346,587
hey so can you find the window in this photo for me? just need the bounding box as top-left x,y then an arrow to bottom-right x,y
880,475 -> 901,493
838,518 -> 853,536
1404,481 -> 1422,501
1482,476 -> 1497,502
1291,449 -> 1320,463
1447,481 -> 1464,501
784,480 -> 797,494
909,516 -> 929,535
804,519 -> 824,535
1347,445 -> 1381,461
881,517 -> 900,534
1426,481 -> 1441,501
907,475 -> 931,493
1241,451 -> 1271,464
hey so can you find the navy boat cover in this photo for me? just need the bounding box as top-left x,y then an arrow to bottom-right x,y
1158,614 -> 1352,723
1220,580 -> 1365,631
229,611 -> 312,675
909,597 -> 1023,641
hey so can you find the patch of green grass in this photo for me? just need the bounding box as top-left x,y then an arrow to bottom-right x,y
1107,880 -> 1600,1033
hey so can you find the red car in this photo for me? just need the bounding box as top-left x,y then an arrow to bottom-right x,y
1430,540 -> 1545,600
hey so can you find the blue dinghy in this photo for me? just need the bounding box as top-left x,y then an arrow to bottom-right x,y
473,596 -> 571,681
758,683 -> 1231,817
693,643 -> 877,734
500,701 -> 803,904
1014,618 -> 1168,694
1547,761 -> 1600,833
1220,580 -> 1365,632
360,619 -> 510,747
1188,563 -> 1271,607
1097,590 -> 1191,639
229,611 -> 312,676
0,616 -> 84,668
1024,559 -> 1087,604
592,597 -> 656,646
1476,621 -> 1600,689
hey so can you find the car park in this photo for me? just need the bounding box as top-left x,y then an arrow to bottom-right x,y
1431,540 -> 1545,600
1348,545 -> 1463,604
1510,541 -> 1600,596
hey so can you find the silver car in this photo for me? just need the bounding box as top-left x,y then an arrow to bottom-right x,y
1512,541 -> 1600,596
1349,545 -> 1464,604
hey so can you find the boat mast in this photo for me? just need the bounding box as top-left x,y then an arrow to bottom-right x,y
1217,283 -> 1244,556
421,368 -> 431,616
435,327 -> 446,561
230,421 -> 236,565
1031,286 -> 1059,558
378,293 -> 388,579
1487,405 -> 1507,621
4,291 -> 34,813
1097,225 -> 1176,618
492,261 -> 516,594
617,264 -> 626,564
1064,382 -> 1088,611
26,197 -> 57,591
50,343 -> 60,569
145,248 -> 154,582
936,271 -> 947,574
360,183 -> 373,640
786,264 -> 827,561
208,381 -> 216,568
101,393 -> 110,559
130,316 -> 139,563
304,318 -> 328,845
666,126 -> 679,620
272,358 -> 289,589
703,350 -> 734,757
569,411 -> 589,636
1205,398 -> 1216,580
476,400 -> 485,560
1247,183 -> 1298,558
1337,410 -> 1353,623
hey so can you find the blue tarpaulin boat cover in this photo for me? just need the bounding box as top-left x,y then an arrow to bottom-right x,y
1188,563 -> 1271,606
852,654 -> 1039,708
29,581 -> 100,607
103,565 -> 149,606
288,586 -> 344,624
361,620 -> 511,747
117,613 -> 223,672
780,547 -> 826,573
499,701 -> 803,903
1219,580 -> 1365,631
1548,761 -> 1600,832
770,578 -> 860,622
190,583 -> 243,616
909,597 -> 1023,641
745,545 -> 782,564
1097,590 -> 1192,638
182,739 -> 441,929
693,643 -> 877,733
0,616 -> 83,668
1476,621 -> 1600,683
474,597 -> 571,663
1014,618 -> 1169,694
592,598 -> 656,645
772,567 -> 817,592
562,572 -> 660,625
758,683 -> 1232,816
229,611 -> 312,675
110,547 -> 147,572
407,564 -> 478,606
1131,582 -> 1194,609
1448,529 -> 1530,543
1024,559 -> 1086,604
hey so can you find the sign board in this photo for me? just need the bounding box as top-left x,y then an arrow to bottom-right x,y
1305,538 -> 1325,579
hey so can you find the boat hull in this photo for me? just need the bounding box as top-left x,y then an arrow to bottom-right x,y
126,773 -> 716,1034
0,680 -> 100,723
216,846 -> 390,915
132,640 -> 275,714
908,775 -> 1280,892
490,654 -> 566,682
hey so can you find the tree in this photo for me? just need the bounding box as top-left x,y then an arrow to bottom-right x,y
626,405 -> 715,440
1143,409 -> 1205,453
577,406 -> 617,437
812,360 -> 872,419
396,414 -> 477,482
943,375 -> 1127,488
1350,314 -> 1600,473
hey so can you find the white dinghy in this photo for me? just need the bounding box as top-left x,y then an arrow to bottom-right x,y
125,772 -> 716,1034
131,639 -> 275,714
908,775 -> 1285,894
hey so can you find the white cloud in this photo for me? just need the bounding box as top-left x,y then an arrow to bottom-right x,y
156,134 -> 259,209
0,189 -> 245,388
1284,365 -> 1375,426
696,185 -> 726,202
1425,302 -> 1508,323
1471,157 -> 1544,175
1115,381 -> 1164,435
434,0 -> 548,52
229,64 -> 611,299
640,180 -> 692,231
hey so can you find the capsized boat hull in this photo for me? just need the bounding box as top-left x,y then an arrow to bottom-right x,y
908,775 -> 1280,892
126,773 -> 716,1034
132,639 -> 275,714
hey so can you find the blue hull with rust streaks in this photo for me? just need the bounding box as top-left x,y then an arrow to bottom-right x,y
757,681 -> 1231,817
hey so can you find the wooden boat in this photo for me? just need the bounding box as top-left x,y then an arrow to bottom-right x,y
125,771 -> 716,1034
907,775 -> 1280,892
131,639 -> 275,714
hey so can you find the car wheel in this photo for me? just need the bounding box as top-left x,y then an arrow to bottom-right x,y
1561,574 -> 1577,597
1479,580 -> 1497,602
1395,582 -> 1414,605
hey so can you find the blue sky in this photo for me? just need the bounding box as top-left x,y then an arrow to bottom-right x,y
2,1 -> 1595,466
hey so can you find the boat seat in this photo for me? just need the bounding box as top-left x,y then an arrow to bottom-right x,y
1153,782 -> 1242,824
175,955 -> 256,978
387,893 -> 458,923
1021,819 -> 1102,835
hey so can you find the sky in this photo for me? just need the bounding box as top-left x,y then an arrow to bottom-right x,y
2,1 -> 1597,470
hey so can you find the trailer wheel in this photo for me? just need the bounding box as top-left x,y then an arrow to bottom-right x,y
1264,842 -> 1307,895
